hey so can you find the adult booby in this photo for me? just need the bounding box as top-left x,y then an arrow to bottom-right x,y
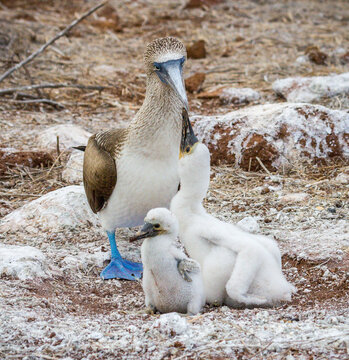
171,118 -> 296,307
82,37 -> 188,280
131,207 -> 205,315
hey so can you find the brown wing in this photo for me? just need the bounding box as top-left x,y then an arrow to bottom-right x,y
83,129 -> 127,214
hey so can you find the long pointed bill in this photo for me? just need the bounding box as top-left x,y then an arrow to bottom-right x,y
166,64 -> 188,111
129,223 -> 157,242
155,58 -> 188,111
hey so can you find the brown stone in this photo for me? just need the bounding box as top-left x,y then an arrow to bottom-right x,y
97,4 -> 119,22
260,186 -> 270,194
305,46 -> 328,65
187,40 -> 206,59
90,5 -> 122,33
185,0 -> 223,9
185,73 -> 206,93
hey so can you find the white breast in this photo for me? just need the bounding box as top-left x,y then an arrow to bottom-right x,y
99,152 -> 179,231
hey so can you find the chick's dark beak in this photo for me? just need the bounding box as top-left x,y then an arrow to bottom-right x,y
130,222 -> 157,242
180,108 -> 198,158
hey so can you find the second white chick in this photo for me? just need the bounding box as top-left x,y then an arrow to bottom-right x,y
171,116 -> 296,307
131,207 -> 205,315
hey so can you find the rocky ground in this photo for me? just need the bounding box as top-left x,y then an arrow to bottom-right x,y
0,0 -> 348,359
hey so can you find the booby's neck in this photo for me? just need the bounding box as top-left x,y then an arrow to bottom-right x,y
128,73 -> 183,153
171,144 -> 211,217
143,73 -> 184,113
171,180 -> 207,218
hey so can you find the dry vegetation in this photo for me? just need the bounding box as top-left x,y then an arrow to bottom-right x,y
0,0 -> 348,359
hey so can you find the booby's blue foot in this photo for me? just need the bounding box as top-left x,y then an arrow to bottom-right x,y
100,231 -> 143,281
122,259 -> 143,272
100,258 -> 138,280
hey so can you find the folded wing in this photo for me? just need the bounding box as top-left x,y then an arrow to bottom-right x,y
83,129 -> 127,213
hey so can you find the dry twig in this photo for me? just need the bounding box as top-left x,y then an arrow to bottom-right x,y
255,157 -> 272,175
0,83 -> 107,96
0,98 -> 65,109
0,1 -> 107,83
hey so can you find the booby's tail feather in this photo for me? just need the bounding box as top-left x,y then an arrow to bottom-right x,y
72,145 -> 86,152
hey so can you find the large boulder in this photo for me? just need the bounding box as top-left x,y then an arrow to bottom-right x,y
192,103 -> 349,171
0,244 -> 50,280
0,185 -> 98,234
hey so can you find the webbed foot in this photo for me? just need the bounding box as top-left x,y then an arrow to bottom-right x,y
102,230 -> 143,280
122,259 -> 143,272
100,258 -> 142,280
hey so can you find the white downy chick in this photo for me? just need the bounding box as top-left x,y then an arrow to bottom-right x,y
131,207 -> 205,314
171,114 -> 296,307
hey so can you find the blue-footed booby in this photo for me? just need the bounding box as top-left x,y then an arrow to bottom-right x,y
82,37 -> 188,280
131,207 -> 205,315
170,116 -> 296,307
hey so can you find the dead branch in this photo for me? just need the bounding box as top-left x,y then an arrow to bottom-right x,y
14,92 -> 39,100
0,1 -> 107,84
0,83 -> 107,95
0,98 -> 65,109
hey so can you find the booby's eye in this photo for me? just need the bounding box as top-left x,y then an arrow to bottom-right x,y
154,224 -> 161,229
154,63 -> 160,71
180,57 -> 185,67
185,146 -> 191,153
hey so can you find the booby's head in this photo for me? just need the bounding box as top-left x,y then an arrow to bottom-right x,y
130,208 -> 179,242
144,37 -> 188,110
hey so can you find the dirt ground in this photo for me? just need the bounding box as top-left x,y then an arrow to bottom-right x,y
0,0 -> 348,359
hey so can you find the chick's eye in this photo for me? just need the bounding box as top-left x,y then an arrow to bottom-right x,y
154,224 -> 160,229
185,146 -> 190,153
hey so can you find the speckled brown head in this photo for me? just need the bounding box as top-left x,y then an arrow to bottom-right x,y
144,37 -> 187,73
144,37 -> 188,109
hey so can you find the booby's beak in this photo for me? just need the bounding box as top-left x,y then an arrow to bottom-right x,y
180,108 -> 198,158
154,57 -> 188,111
130,222 -> 158,242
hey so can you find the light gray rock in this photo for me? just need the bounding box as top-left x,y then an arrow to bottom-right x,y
192,103 -> 349,171
272,73 -> 349,102
0,185 -> 98,234
0,244 -> 49,280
